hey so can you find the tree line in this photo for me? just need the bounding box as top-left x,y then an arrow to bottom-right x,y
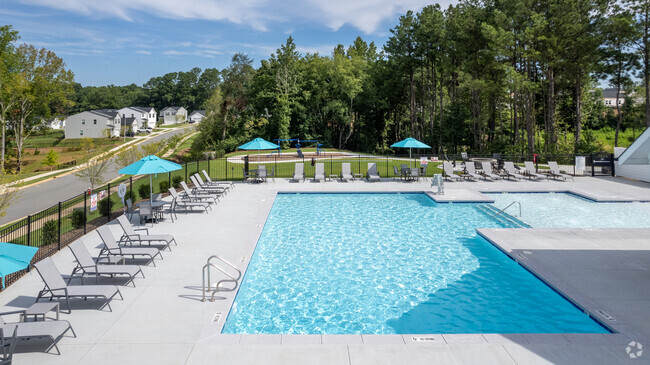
195,0 -> 650,157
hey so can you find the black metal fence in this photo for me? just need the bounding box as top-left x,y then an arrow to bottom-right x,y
0,151 -> 612,290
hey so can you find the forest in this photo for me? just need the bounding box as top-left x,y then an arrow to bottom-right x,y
4,0 -> 650,171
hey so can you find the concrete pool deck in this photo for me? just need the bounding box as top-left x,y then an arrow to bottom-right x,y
1,176 -> 649,364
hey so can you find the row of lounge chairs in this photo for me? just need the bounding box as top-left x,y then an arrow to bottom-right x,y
1,171 -> 235,360
292,162 -> 378,182
442,160 -> 573,182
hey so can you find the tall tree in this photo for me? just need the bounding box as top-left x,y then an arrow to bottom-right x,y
0,25 -> 19,173
11,44 -> 74,172
626,0 -> 650,126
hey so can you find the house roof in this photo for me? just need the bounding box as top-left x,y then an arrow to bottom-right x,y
127,106 -> 155,113
190,110 -> 205,116
602,88 -> 626,98
618,127 -> 650,165
91,109 -> 120,119
121,117 -> 137,127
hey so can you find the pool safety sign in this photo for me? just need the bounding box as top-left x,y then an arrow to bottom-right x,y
90,194 -> 98,212
420,157 -> 428,166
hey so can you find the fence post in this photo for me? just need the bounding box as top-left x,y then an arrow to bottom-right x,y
386,155 -> 388,177
168,172 -> 171,190
83,191 -> 87,235
129,177 -> 133,197
208,156 -> 211,176
610,153 -> 615,177
185,162 -> 188,182
57,202 -> 61,251
275,154 -> 277,178
27,215 -> 31,247
225,158 -> 228,180
107,183 -> 111,223
590,153 -> 594,177
358,155 -> 360,175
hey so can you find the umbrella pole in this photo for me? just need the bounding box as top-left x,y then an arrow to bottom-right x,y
409,148 -> 412,168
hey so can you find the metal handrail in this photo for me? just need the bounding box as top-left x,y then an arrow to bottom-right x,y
202,255 -> 241,302
494,201 -> 522,217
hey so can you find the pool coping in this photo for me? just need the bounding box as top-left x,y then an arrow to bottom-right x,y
217,190 -> 639,346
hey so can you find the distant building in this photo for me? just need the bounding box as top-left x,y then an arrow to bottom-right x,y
42,117 -> 65,130
64,109 -> 122,139
160,107 -> 187,125
188,110 -> 205,123
118,106 -> 157,129
602,88 -> 626,107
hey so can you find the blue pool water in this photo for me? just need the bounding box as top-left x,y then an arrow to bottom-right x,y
222,193 -> 607,335
490,192 -> 650,228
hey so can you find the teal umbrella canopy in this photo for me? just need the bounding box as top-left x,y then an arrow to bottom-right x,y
390,137 -> 431,149
118,155 -> 182,175
238,138 -> 279,150
390,138 -> 431,168
0,242 -> 39,289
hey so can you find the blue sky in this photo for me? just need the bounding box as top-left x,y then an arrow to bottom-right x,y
1,0 -> 454,86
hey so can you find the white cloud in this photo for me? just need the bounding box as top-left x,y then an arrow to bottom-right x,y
18,0 -> 454,34
135,50 -> 151,55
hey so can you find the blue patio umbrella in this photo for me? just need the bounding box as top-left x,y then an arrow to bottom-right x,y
118,155 -> 182,207
238,138 -> 279,166
0,242 -> 39,289
390,137 -> 431,168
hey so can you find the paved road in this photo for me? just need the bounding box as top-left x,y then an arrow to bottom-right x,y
0,127 -> 193,225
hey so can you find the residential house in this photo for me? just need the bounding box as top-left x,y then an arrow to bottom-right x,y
602,88 -> 625,107
188,110 -> 205,123
118,106 -> 157,129
41,117 -> 65,130
64,109 -> 122,139
160,107 -> 187,125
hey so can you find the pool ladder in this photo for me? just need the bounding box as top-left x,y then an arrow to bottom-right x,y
495,201 -> 522,217
202,255 -> 241,302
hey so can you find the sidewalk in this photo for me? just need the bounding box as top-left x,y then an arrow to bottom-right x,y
1,126 -> 189,191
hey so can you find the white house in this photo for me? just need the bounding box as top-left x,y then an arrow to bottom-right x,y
118,106 -> 157,129
602,88 -> 625,107
188,110 -> 205,123
615,127 -> 650,182
64,109 -> 122,139
160,107 -> 187,125
42,117 -> 65,130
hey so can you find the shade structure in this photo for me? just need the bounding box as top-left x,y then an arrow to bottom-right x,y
390,137 -> 431,168
0,242 -> 39,289
238,138 -> 279,151
238,138 -> 279,166
118,155 -> 182,212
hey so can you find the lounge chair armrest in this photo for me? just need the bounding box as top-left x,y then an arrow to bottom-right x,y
127,234 -> 141,240
0,309 -> 27,318
134,228 -> 149,234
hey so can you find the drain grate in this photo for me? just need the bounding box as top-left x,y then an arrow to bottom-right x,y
596,310 -> 616,321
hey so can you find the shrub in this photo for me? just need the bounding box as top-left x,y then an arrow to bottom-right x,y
42,220 -> 58,245
71,209 -> 85,229
98,197 -> 114,217
159,180 -> 170,193
138,183 -> 151,200
125,189 -> 136,203
172,175 -> 182,189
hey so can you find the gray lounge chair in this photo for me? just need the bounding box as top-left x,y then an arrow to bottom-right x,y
314,163 -> 325,182
193,174 -> 227,194
393,166 -> 401,181
201,170 -> 234,189
503,161 -> 524,180
1,311 -> 75,355
97,226 -> 162,267
293,163 -> 304,181
548,161 -> 574,181
68,239 -> 144,287
0,326 -> 17,362
190,175 -> 224,199
341,163 -> 354,181
181,181 -> 218,203
524,161 -> 547,180
168,188 -> 211,213
443,161 -> 461,181
116,215 -> 176,251
366,163 -> 380,181
481,161 -> 501,180
34,257 -> 122,314
465,162 -> 485,181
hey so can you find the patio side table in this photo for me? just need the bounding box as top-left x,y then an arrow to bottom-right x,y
21,302 -> 60,321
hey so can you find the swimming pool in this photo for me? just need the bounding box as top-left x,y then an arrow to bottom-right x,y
490,192 -> 650,228
222,193 -> 607,335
